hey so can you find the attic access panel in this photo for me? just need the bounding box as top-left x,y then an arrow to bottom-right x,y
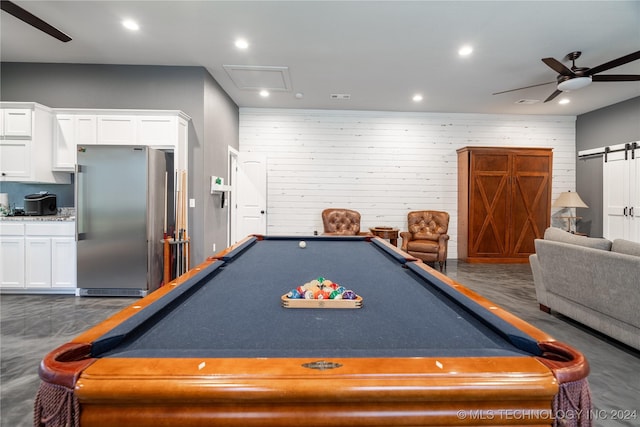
223,65 -> 292,92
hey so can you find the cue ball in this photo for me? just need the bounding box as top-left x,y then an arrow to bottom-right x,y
299,241 -> 306,248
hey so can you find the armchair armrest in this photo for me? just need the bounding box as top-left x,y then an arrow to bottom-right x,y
400,231 -> 413,251
438,234 -> 450,263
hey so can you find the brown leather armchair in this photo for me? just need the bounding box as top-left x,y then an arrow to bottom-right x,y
400,210 -> 450,271
322,208 -> 363,235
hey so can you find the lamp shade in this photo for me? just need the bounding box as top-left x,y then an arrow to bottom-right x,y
553,191 -> 588,208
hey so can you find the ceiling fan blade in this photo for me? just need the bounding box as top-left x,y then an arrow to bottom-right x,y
542,58 -> 573,76
544,89 -> 563,103
592,74 -> 640,82
588,51 -> 640,75
492,81 -> 556,95
0,0 -> 71,42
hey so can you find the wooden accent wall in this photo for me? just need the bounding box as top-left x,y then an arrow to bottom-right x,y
457,147 -> 553,263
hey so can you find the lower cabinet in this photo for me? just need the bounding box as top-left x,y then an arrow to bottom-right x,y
25,237 -> 51,288
0,234 -> 25,287
0,221 -> 76,292
51,237 -> 76,287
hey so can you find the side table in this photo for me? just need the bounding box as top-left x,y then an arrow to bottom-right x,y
369,227 -> 400,247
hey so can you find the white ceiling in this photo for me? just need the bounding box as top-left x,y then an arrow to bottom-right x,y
2,1 -> 639,116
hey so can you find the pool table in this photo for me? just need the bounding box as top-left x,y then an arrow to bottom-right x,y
36,236 -> 590,427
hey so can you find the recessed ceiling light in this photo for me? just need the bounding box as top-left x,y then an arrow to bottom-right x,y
122,19 -> 140,31
558,98 -> 570,105
235,39 -> 249,49
412,94 -> 423,102
259,90 -> 270,97
458,45 -> 473,56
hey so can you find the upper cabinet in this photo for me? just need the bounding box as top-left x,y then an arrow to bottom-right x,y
1,103 -> 190,182
53,115 -> 97,170
96,116 -> 136,145
53,109 -> 190,177
0,103 -> 71,184
2,109 -> 32,137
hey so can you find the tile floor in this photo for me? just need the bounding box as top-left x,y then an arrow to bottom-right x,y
1,261 -> 639,427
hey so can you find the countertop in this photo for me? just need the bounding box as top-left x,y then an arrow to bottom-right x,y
0,208 -> 75,222
0,215 -> 75,222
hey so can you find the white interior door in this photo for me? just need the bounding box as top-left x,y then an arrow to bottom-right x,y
630,154 -> 640,242
603,151 -> 629,240
234,152 -> 267,241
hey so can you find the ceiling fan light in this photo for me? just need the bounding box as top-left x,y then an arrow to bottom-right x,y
557,76 -> 592,92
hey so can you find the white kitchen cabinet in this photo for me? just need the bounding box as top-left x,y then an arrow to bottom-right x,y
55,108 -> 189,189
138,116 -> 177,146
0,103 -> 71,183
97,116 -> 137,145
51,237 -> 76,288
0,221 -> 76,293
25,237 -> 52,288
76,116 -> 97,144
1,108 -> 32,137
54,114 -> 97,170
0,237 -> 25,287
603,142 -> 640,243
0,223 -> 25,288
0,108 -> 31,179
0,140 -> 30,178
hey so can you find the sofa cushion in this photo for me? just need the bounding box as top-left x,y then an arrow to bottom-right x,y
611,239 -> 640,257
543,227 -> 612,251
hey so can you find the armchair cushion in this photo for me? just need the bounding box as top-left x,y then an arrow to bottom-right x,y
407,240 -> 439,254
322,208 -> 362,235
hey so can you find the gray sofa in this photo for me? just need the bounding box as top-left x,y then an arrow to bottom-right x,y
530,227 -> 640,350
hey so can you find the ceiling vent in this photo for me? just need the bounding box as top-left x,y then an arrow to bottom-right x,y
515,99 -> 540,105
330,94 -> 351,100
223,65 -> 292,91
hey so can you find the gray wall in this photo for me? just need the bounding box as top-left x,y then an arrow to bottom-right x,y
0,62 -> 239,265
575,96 -> 640,237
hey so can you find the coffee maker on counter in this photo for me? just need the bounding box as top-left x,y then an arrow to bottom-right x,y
23,192 -> 57,216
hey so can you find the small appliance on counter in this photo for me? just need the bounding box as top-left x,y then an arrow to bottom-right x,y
23,192 -> 57,216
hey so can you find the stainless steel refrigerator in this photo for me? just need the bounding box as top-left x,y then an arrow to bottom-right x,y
76,145 -> 169,297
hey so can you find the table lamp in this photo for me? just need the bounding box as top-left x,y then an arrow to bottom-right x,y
553,191 -> 588,233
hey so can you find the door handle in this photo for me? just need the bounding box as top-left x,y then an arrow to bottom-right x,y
624,207 -> 628,216
260,210 -> 265,214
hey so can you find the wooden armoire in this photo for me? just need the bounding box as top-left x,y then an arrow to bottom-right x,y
457,147 -> 553,263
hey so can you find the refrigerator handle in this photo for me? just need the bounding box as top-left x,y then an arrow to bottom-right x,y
76,164 -> 86,241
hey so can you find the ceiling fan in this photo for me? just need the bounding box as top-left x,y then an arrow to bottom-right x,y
493,50 -> 640,102
1,0 -> 71,42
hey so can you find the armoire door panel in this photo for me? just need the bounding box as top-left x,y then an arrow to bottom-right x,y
512,174 -> 550,243
471,174 -> 509,256
513,153 -> 551,173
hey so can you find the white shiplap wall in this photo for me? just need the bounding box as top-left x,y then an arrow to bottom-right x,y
240,108 -> 576,258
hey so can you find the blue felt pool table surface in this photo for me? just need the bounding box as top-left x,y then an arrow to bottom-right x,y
93,236 -> 540,359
